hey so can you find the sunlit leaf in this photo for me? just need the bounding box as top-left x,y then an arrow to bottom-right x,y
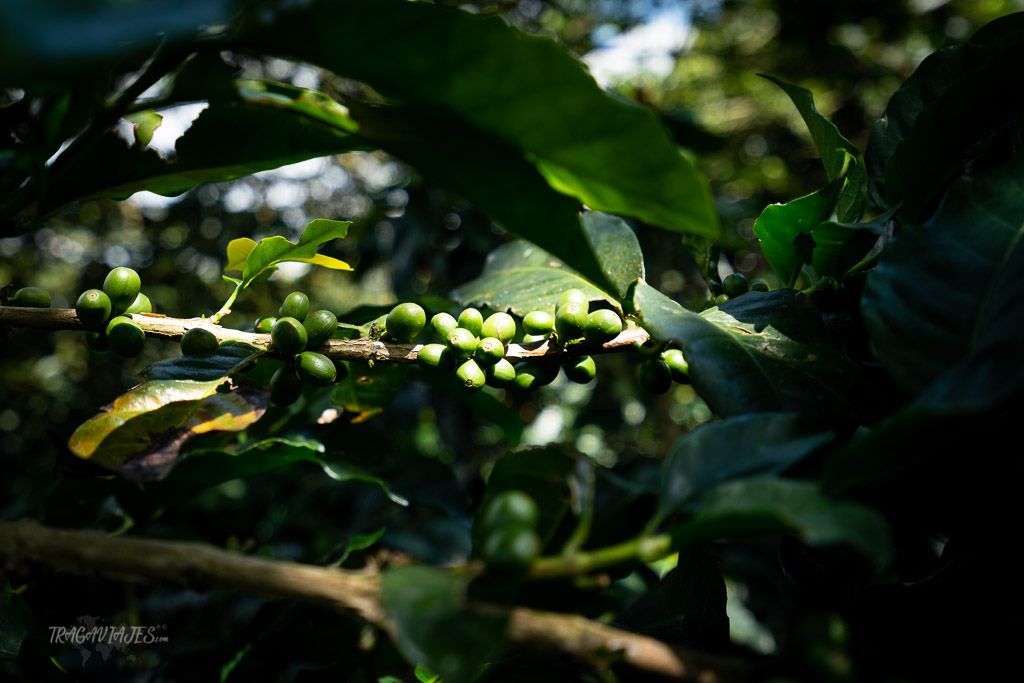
123,110 -> 163,149
225,238 -> 258,274
67,378 -> 267,481
241,219 -> 351,287
241,0 -> 720,238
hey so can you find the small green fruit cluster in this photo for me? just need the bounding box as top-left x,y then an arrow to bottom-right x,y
714,273 -> 770,306
419,307 -> 518,393
477,490 -> 542,573
636,347 -> 691,395
263,292 -> 345,407
76,267 -> 153,357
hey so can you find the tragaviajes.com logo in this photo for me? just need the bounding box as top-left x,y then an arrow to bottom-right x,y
49,616 -> 168,665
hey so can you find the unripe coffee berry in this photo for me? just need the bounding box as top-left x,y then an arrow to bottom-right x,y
279,292 -> 310,322
304,309 -> 338,347
386,302 -> 426,341
481,312 -> 516,345
271,317 -> 308,355
76,289 -> 112,329
180,328 -> 219,357
456,358 -> 486,392
522,310 -> 554,335
457,308 -> 483,337
103,267 -> 141,315
583,309 -> 622,345
430,312 -> 458,342
296,351 -> 337,387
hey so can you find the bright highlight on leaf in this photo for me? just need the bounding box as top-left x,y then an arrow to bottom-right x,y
224,219 -> 352,287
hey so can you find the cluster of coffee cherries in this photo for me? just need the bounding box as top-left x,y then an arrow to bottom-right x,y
476,490 -> 542,573
411,288 -> 627,393
74,267 -> 154,357
254,292 -> 348,407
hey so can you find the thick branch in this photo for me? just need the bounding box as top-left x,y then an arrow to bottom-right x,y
0,520 -> 751,681
0,306 -> 650,363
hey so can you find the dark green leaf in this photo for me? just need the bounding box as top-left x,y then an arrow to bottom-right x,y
864,14 -> 1024,217
33,83 -> 362,228
578,212 -> 646,300
331,362 -> 410,422
0,593 -> 30,663
141,343 -> 259,381
348,100 -> 607,290
673,478 -> 892,570
451,240 -> 617,317
632,281 -> 860,418
122,437 -> 407,521
761,76 -> 866,222
658,413 -> 839,520
615,546 -> 729,649
808,210 -> 892,281
862,154 -> 1024,398
381,565 -> 506,683
241,0 -> 720,238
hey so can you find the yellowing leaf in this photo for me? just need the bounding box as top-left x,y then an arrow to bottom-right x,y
225,237 -> 258,273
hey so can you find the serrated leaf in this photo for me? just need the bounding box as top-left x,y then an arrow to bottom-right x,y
381,565 -> 506,683
673,478 -> 892,570
862,154 -> 1024,398
632,281 -> 859,418
140,343 -> 259,381
241,218 -> 351,287
67,378 -> 267,481
658,413 -> 839,521
761,76 -> 866,223
241,0 -> 720,239
864,14 -> 1024,216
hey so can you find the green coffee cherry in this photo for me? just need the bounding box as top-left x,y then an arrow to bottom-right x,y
271,317 -> 308,355
180,328 -> 219,357
557,288 -> 588,308
418,343 -> 455,374
105,316 -> 145,357
103,267 -> 141,315
480,490 -> 539,533
513,362 -> 557,391
11,286 -> 50,308
482,527 -> 541,572
522,310 -> 554,335
638,358 -> 672,395
456,358 -> 486,392
722,272 -> 749,298
430,312 -> 458,342
583,309 -> 622,345
269,366 -> 303,407
750,279 -> 770,292
254,315 -> 277,334
76,289 -> 112,329
714,294 -> 730,306
564,355 -> 596,384
446,327 -> 478,359
521,333 -> 548,345
661,348 -> 690,383
386,302 -> 426,341
554,301 -> 587,342
457,308 -> 483,337
474,337 -> 505,365
304,309 -> 338,347
85,331 -> 108,352
296,351 -> 337,387
485,358 -> 516,387
125,292 -> 153,314
279,291 -> 310,322
481,312 -> 516,345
